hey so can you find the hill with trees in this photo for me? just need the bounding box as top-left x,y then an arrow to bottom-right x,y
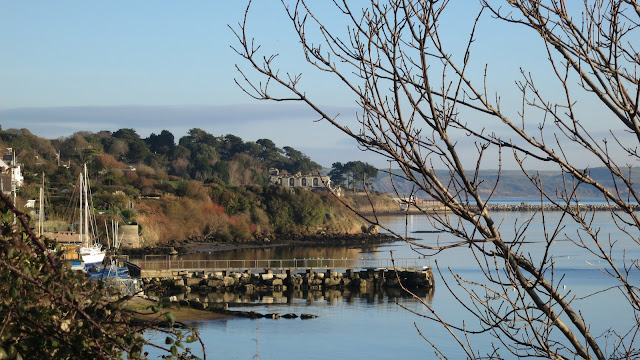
0,126 -> 383,247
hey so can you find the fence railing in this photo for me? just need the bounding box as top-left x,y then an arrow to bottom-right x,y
130,257 -> 430,271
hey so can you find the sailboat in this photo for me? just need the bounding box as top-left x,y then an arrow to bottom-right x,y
76,164 -> 105,269
86,220 -> 131,281
38,166 -> 109,271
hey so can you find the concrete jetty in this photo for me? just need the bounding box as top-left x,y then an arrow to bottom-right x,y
130,257 -> 430,279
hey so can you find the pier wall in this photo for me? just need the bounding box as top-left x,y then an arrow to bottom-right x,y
143,267 -> 434,298
483,202 -> 639,211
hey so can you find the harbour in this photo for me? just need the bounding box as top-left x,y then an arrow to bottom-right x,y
139,211 -> 640,359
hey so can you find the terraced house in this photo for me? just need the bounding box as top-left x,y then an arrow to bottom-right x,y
268,168 -> 331,189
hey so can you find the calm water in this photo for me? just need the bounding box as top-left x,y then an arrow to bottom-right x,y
147,211 -> 640,359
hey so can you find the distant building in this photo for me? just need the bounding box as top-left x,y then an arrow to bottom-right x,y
0,150 -> 24,195
268,168 -> 334,191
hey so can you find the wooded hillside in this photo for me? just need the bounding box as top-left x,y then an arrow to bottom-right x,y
0,126 -> 367,246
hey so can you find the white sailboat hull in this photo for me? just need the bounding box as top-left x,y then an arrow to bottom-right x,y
79,246 -> 105,268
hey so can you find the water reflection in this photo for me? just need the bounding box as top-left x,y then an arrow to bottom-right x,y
143,212 -> 640,359
178,245 -> 376,261
158,286 -> 434,307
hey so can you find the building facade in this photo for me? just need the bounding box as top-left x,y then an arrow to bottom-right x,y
0,150 -> 23,195
268,168 -> 332,190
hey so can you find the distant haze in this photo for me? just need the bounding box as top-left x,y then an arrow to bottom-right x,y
2,103 -> 636,172
0,103 -> 388,168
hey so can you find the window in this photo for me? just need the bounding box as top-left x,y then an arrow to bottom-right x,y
289,178 -> 295,186
301,178 -> 307,186
277,178 -> 282,185
313,178 -> 319,187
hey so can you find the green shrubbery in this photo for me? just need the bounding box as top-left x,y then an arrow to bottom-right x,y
0,193 -> 200,359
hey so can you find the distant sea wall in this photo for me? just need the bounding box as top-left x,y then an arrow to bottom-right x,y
484,202 -> 640,212
365,201 -> 640,215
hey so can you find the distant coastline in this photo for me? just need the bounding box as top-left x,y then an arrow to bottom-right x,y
484,202 -> 640,212
363,199 -> 640,216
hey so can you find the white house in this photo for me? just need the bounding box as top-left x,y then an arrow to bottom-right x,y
268,168 -> 335,191
0,150 -> 24,195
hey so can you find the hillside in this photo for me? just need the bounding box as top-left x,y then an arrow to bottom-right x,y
0,127 -> 373,247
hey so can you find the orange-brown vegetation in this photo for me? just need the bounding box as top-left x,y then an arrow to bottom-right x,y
94,153 -> 127,170
134,185 -> 369,246
347,192 -> 400,213
136,195 -> 255,245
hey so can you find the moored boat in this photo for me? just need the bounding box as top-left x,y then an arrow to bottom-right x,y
75,164 -> 105,270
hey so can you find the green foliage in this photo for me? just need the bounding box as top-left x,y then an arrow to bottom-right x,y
120,209 -> 136,224
282,146 -> 321,174
4,126 -> 322,200
146,130 -> 175,156
210,161 -> 230,185
220,134 -> 244,160
0,194 -> 201,359
211,186 -> 250,215
0,129 -> 32,154
260,186 -> 328,233
290,188 -> 327,227
329,161 -> 378,191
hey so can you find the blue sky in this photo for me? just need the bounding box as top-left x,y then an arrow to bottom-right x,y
0,1 -> 631,170
0,1 -> 376,167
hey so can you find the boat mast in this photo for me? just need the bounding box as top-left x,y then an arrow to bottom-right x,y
84,164 -> 90,246
79,171 -> 83,244
38,173 -> 44,237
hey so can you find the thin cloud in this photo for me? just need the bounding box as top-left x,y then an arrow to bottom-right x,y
0,103 -> 365,167
0,103 -> 358,138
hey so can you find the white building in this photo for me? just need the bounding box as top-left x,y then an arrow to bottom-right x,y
0,150 -> 24,195
268,168 -> 332,190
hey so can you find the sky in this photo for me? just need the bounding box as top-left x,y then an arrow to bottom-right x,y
0,1 -> 380,167
0,1 -> 632,170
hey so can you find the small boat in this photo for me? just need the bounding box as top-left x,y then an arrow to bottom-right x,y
86,263 -> 131,280
84,221 -> 141,296
75,164 -> 105,269
79,246 -> 105,269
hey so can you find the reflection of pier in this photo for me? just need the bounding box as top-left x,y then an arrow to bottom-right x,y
168,286 -> 435,307
131,256 -> 430,279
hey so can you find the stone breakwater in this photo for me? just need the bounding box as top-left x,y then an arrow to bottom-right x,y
145,268 -> 434,296
143,268 -> 434,319
481,202 -> 640,212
